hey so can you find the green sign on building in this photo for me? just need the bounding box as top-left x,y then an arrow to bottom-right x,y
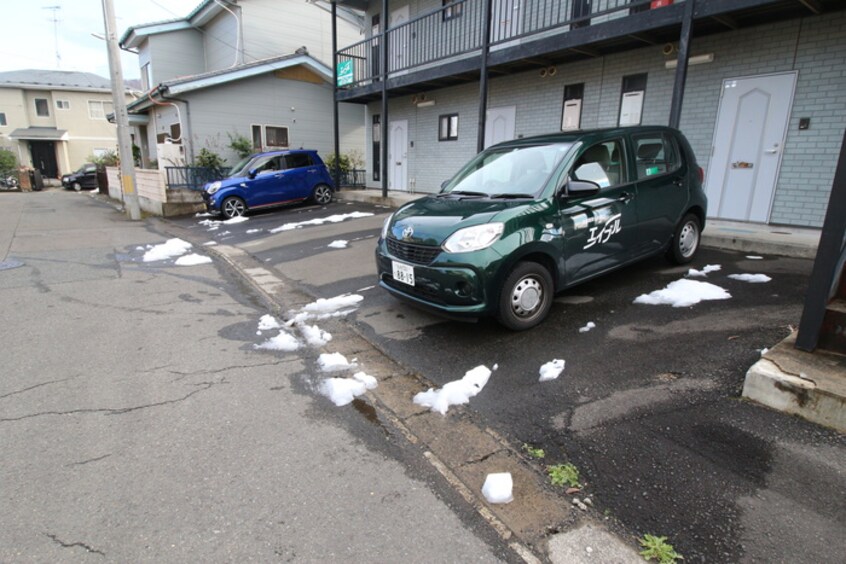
336,60 -> 353,87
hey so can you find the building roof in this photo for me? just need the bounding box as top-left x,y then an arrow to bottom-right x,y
8,127 -> 69,141
0,70 -> 113,92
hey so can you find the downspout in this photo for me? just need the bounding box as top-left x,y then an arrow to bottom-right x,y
380,0 -> 389,198
157,86 -> 195,164
669,0 -> 695,129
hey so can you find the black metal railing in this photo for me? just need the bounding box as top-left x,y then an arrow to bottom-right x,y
337,0 -> 659,90
165,166 -> 231,191
340,169 -> 367,188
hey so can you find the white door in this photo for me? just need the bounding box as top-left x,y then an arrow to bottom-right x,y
389,6 -> 409,73
490,0 -> 523,43
389,120 -> 408,191
485,106 -> 517,149
706,72 -> 797,222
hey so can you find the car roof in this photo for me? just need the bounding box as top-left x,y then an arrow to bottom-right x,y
490,126 -> 680,150
252,149 -> 317,158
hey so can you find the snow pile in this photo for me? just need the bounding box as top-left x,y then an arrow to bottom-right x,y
198,219 -> 220,228
634,279 -> 731,307
195,212 -> 214,218
254,329 -> 301,351
143,238 -> 192,262
328,240 -> 349,249
203,241 -> 218,246
481,472 -> 514,504
174,253 -> 212,266
318,352 -> 357,372
729,273 -> 772,283
539,359 -> 566,382
413,364 -> 497,415
318,372 -> 378,406
246,229 -> 262,234
298,323 -> 332,347
687,264 -> 721,278
288,294 -> 364,323
224,216 -> 249,224
257,314 -> 281,332
746,255 -> 764,260
269,212 -> 374,233
579,322 -> 596,333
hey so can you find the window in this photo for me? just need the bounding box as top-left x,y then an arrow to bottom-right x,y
265,126 -> 289,148
619,74 -> 647,127
88,100 -> 114,120
572,139 -> 626,188
141,63 -> 152,91
442,0 -> 463,21
169,123 -> 181,142
56,100 -> 70,110
0,113 -> 6,126
561,83 -> 584,131
439,114 -> 459,141
285,153 -> 312,169
251,125 -> 262,150
35,98 -> 49,117
632,133 -> 680,179
372,114 -> 381,181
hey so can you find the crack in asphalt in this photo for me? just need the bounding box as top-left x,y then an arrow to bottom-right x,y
459,450 -> 503,467
66,454 -> 112,467
44,533 -> 105,557
0,376 -> 77,400
0,379 -> 225,422
167,361 -> 293,382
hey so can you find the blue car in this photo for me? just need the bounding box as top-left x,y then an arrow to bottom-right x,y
202,149 -> 335,219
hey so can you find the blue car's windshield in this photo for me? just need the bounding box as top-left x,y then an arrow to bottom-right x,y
442,143 -> 571,198
227,156 -> 253,178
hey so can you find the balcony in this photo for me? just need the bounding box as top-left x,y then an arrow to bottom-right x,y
335,0 -> 838,103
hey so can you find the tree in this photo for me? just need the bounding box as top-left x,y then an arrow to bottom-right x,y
0,148 -> 17,172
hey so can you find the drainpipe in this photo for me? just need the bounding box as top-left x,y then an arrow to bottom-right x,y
380,0 -> 389,198
332,1 -> 341,191
477,0 -> 494,153
669,0 -> 695,129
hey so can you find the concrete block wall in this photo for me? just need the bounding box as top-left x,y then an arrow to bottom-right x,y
363,10 -> 845,228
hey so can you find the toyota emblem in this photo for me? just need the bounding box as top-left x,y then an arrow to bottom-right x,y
402,226 -> 414,240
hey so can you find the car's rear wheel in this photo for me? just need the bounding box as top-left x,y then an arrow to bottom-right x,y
221,196 -> 247,219
497,261 -> 554,331
668,213 -> 701,264
312,184 -> 332,205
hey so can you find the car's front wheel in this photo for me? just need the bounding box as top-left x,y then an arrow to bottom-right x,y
221,196 -> 247,219
312,184 -> 333,205
668,213 -> 701,264
496,261 -> 554,331
73,182 -> 82,192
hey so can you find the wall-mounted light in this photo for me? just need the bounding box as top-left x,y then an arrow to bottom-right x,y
416,100 -> 436,108
665,53 -> 714,69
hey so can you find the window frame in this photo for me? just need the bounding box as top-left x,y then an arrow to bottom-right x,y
264,125 -> 289,148
631,132 -> 682,180
0,112 -> 6,126
438,113 -> 459,141
35,98 -> 50,117
251,124 -> 262,150
56,100 -> 70,110
570,137 -> 629,190
87,100 -> 114,120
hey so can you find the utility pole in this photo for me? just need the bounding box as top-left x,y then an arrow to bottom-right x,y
101,0 -> 141,220
43,5 -> 62,69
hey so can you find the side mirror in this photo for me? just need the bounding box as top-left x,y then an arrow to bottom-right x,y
440,179 -> 449,190
566,179 -> 601,196
248,168 -> 258,179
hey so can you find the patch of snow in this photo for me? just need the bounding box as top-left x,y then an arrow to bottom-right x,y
759,347 -> 769,356
174,253 -> 212,266
356,285 -> 375,292
143,238 -> 192,262
207,226 -> 220,232
413,364 -> 496,415
539,359 -> 566,382
203,241 -> 217,246
481,472 -> 513,504
135,246 -> 145,251
318,378 -> 367,406
224,216 -> 249,224
198,219 -> 221,227
687,264 -> 722,278
318,352 -> 357,372
328,240 -> 349,249
195,212 -> 214,217
634,279 -> 731,307
746,255 -> 764,260
728,273 -> 772,283
254,329 -> 301,352
219,231 -> 231,236
257,314 -> 281,331
578,322 -> 596,333
298,323 -> 333,347
269,211 -> 375,234
246,229 -> 261,234
352,371 -> 377,389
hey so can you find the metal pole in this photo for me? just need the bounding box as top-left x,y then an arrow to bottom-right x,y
477,0 -> 494,153
796,127 -> 846,351
101,0 -> 141,220
380,0 -> 389,198
331,1 -> 341,192
669,0 -> 695,129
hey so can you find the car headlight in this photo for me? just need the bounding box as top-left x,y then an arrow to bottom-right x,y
206,181 -> 222,195
442,223 -> 504,253
381,213 -> 393,240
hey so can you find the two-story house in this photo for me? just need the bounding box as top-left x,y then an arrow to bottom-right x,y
331,0 -> 845,228
120,0 -> 367,169
0,70 -> 133,179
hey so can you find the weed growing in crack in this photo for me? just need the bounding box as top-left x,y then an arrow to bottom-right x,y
639,534 -> 683,563
522,443 -> 545,459
548,463 -> 581,488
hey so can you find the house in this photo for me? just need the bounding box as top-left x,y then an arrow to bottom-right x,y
331,0 -> 846,228
119,0 -> 367,169
0,70 -> 133,178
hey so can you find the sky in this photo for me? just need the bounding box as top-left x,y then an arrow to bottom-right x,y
0,0 -> 201,80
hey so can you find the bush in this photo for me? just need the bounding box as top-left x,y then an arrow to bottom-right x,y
227,133 -> 253,160
325,153 -> 352,174
90,150 -> 119,167
195,148 -> 225,170
0,148 -> 17,172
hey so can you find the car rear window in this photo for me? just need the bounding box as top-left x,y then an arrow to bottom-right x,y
632,133 -> 681,179
285,153 -> 313,169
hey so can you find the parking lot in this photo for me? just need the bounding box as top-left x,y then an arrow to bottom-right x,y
169,198 -> 845,562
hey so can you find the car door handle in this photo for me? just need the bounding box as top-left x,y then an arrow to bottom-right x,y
619,191 -> 633,203
673,178 -> 684,187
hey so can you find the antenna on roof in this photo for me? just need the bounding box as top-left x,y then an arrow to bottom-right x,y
43,5 -> 62,69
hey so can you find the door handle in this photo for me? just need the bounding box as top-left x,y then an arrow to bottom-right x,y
619,191 -> 633,203
765,149 -> 778,154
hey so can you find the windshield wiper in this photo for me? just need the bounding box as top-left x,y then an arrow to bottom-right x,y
489,193 -> 533,199
439,190 -> 488,198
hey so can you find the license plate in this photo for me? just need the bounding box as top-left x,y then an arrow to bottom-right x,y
392,261 -> 415,286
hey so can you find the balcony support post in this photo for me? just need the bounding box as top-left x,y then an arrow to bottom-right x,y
477,0 -> 494,153
331,1 -> 341,191
381,0 -> 390,198
669,0 -> 695,129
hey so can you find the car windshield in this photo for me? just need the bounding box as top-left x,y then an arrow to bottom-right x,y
227,156 -> 253,178
442,143 -> 571,198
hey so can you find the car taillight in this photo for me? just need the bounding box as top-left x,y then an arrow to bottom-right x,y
697,166 -> 704,184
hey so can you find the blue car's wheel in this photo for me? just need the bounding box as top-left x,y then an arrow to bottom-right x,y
312,184 -> 332,205
221,196 -> 247,219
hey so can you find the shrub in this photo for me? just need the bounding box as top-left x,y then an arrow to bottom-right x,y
0,148 -> 17,172
195,148 -> 225,170
227,133 -> 253,160
90,150 -> 119,167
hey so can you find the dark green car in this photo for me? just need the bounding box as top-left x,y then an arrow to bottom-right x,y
375,126 -> 707,330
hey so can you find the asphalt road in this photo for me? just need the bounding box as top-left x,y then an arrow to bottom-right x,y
170,197 -> 846,563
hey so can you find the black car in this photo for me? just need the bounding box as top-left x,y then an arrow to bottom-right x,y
62,163 -> 99,191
